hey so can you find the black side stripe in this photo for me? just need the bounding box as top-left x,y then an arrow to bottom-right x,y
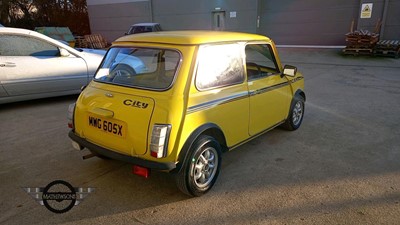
249,81 -> 289,96
187,92 -> 249,114
187,78 -> 302,114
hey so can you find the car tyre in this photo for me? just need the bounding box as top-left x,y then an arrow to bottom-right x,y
282,95 -> 305,131
175,135 -> 222,197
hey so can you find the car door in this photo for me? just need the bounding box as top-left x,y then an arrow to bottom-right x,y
188,43 -> 250,147
0,84 -> 7,98
246,43 -> 291,136
0,34 -> 87,96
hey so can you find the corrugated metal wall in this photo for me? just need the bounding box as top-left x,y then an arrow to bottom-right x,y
357,0 -> 400,40
87,0 -> 400,45
258,0 -> 360,45
151,0 -> 258,33
385,0 -> 400,39
87,0 -> 151,42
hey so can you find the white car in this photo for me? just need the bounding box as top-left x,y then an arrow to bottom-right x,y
0,27 -> 106,104
125,23 -> 162,35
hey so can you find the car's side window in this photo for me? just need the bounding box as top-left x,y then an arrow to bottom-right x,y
196,43 -> 244,90
245,44 -> 279,80
0,34 -> 59,56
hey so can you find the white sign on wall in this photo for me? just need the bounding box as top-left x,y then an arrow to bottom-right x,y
361,3 -> 373,19
230,11 -> 237,18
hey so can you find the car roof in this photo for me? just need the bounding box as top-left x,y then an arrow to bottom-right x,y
131,23 -> 160,27
1,27 -> 59,42
114,31 -> 271,45
1,27 -> 44,36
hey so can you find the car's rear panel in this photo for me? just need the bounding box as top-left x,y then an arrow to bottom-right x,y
73,82 -> 154,156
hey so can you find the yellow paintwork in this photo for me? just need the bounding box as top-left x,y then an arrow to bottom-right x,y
72,31 -> 304,167
115,31 -> 271,45
248,75 -> 291,135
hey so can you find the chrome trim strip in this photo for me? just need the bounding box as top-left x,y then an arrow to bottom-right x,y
187,91 -> 249,114
290,76 -> 304,84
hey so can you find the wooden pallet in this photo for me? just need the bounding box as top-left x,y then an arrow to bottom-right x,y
374,40 -> 400,58
346,44 -> 376,49
84,34 -> 108,49
342,20 -> 399,58
346,37 -> 379,45
75,36 -> 89,48
376,40 -> 400,48
345,28 -> 379,50
342,48 -> 373,56
373,49 -> 400,58
346,30 -> 379,44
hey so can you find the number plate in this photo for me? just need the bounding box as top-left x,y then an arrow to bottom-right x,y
88,114 -> 126,138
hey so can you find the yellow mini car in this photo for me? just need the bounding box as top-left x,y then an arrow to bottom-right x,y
68,31 -> 305,196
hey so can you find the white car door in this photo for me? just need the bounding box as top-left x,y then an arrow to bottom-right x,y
0,34 -> 87,96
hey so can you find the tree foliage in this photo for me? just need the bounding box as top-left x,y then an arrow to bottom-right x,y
0,0 -> 90,35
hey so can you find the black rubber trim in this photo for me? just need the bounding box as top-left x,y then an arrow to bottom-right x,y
68,131 -> 176,171
294,89 -> 306,102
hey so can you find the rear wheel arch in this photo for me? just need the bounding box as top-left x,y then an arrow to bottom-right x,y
173,123 -> 227,174
201,127 -> 227,152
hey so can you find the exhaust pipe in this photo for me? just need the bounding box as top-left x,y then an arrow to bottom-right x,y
82,153 -> 97,160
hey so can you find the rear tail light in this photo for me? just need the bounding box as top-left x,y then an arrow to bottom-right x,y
150,124 -> 171,158
67,103 -> 76,129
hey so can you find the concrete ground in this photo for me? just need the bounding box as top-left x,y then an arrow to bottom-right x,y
0,48 -> 399,224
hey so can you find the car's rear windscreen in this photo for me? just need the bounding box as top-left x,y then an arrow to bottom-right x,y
95,47 -> 181,90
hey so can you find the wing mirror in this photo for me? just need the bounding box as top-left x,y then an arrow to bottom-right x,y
59,48 -> 70,57
282,65 -> 297,77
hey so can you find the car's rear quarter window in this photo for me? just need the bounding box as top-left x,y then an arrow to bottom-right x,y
195,43 -> 244,90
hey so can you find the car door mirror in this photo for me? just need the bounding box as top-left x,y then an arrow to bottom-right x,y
59,48 -> 70,57
283,65 -> 297,77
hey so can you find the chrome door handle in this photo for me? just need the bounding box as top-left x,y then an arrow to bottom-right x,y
0,62 -> 16,67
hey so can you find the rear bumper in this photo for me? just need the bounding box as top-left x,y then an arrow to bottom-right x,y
68,131 -> 176,171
